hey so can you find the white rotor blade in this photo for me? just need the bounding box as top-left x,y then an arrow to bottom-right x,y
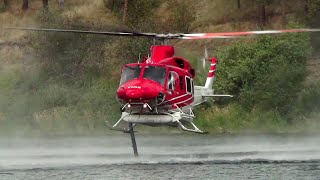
181,29 -> 320,39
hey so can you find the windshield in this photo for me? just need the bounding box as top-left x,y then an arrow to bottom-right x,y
120,65 -> 141,85
143,66 -> 166,85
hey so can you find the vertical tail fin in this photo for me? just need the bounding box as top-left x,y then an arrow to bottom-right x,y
204,57 -> 217,89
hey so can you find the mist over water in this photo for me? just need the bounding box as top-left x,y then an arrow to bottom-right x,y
1,134 -> 320,170
0,134 -> 320,179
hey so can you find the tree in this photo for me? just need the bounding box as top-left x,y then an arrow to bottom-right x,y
42,0 -> 48,9
258,0 -> 273,26
123,0 -> 128,23
237,0 -> 240,9
305,0 -> 309,13
104,0 -> 123,11
22,0 -> 28,11
260,1 -> 266,25
3,0 -> 9,8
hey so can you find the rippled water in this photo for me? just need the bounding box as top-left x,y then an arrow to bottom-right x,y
1,134 -> 320,179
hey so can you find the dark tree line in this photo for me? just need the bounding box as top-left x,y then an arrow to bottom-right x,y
2,0 -> 46,10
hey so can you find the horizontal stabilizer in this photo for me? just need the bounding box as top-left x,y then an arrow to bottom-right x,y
202,94 -> 233,98
197,87 -> 233,98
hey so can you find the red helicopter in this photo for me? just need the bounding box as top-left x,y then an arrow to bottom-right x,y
4,27 -> 320,156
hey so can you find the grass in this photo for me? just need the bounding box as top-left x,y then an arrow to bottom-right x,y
194,103 -> 320,134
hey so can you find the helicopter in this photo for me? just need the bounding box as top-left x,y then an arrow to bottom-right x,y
4,27 -> 320,156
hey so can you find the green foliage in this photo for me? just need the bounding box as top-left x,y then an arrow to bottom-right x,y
306,0 -> 320,56
0,5 -> 125,134
215,32 -> 310,115
114,38 -> 153,63
307,0 -> 320,18
295,82 -> 320,114
29,11 -> 119,80
30,32 -> 113,79
195,104 -> 289,133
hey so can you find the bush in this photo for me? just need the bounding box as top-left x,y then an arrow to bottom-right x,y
214,32 -> 310,115
296,82 -> 320,114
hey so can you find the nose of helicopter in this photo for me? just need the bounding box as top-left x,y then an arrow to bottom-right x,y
125,89 -> 144,99
116,79 -> 163,101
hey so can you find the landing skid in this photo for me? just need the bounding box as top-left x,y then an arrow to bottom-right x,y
177,120 -> 208,134
167,105 -> 207,134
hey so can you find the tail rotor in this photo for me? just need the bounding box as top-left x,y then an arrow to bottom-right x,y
202,45 -> 209,70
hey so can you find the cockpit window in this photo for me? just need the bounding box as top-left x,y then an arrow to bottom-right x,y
120,65 -> 141,84
143,66 -> 166,85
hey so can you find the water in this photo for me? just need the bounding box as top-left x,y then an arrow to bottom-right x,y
0,134 -> 320,179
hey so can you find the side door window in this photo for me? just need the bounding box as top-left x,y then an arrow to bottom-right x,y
185,77 -> 192,94
167,71 -> 178,91
191,79 -> 194,95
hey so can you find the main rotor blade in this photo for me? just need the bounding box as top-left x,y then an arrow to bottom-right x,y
4,27 -> 158,38
4,27 -> 320,40
181,29 -> 320,39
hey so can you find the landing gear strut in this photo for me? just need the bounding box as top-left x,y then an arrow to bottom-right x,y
106,120 -> 139,157
128,123 -> 139,157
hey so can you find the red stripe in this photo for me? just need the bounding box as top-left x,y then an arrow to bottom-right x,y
210,58 -> 217,63
209,66 -> 216,70
208,72 -> 215,77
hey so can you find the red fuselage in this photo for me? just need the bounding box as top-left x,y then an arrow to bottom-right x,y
116,45 -> 195,113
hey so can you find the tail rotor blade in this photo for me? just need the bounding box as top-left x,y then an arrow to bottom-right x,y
202,46 -> 208,70
202,57 -> 206,70
204,46 -> 208,60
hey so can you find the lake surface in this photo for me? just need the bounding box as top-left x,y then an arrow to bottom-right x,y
0,134 -> 320,179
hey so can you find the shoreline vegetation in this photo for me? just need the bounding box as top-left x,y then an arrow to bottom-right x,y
0,0 -> 320,136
